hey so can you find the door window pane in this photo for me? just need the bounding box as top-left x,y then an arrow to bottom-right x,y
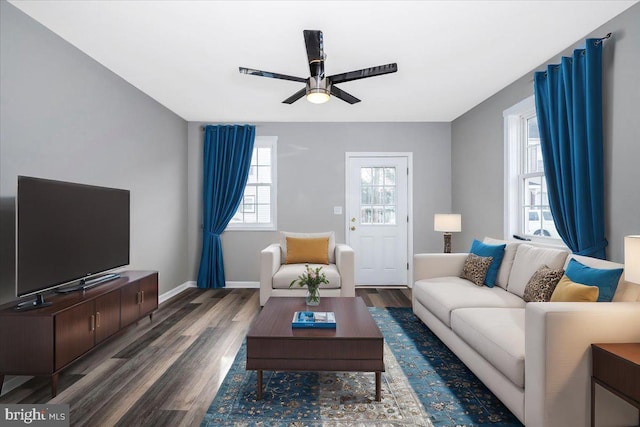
373,168 -> 384,186
384,207 -> 396,224
360,168 -> 372,185
361,207 -> 372,224
384,168 -> 396,185
384,188 -> 395,204
359,166 -> 397,225
360,187 -> 372,204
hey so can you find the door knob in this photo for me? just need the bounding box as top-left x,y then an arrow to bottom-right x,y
351,226 -> 356,231
351,217 -> 356,222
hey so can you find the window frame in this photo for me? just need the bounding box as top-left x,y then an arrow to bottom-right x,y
503,96 -> 562,244
225,136 -> 277,231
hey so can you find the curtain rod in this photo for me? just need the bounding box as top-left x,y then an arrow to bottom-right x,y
529,33 -> 612,81
594,32 -> 612,45
200,124 -> 258,130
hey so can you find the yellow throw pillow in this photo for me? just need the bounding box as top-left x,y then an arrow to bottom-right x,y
550,275 -> 599,302
285,237 -> 330,264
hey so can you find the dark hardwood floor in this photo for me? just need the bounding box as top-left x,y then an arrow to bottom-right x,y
0,287 -> 411,426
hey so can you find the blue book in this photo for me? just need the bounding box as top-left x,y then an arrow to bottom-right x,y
292,311 -> 336,328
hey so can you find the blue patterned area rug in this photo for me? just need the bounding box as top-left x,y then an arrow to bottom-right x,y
202,307 -> 523,427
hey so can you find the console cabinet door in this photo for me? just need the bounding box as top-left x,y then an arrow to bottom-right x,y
95,291 -> 121,343
0,316 -> 54,374
121,282 -> 140,327
55,302 -> 95,370
139,275 -> 158,317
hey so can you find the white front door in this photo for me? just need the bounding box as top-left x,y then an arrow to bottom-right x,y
346,154 -> 410,286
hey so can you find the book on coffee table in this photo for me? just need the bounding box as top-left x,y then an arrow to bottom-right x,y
292,311 -> 336,328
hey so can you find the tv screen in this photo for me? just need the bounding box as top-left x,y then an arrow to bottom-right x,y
17,176 -> 130,297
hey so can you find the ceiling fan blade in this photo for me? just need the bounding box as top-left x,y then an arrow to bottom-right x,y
282,88 -> 307,104
239,67 -> 306,83
303,30 -> 324,78
330,86 -> 361,104
328,63 -> 398,84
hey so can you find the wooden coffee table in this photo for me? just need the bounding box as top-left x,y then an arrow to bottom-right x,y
246,297 -> 385,401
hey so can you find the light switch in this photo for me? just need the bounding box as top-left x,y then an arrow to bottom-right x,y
333,206 -> 343,215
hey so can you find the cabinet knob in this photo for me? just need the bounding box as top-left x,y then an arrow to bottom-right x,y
96,312 -> 101,328
90,314 -> 95,332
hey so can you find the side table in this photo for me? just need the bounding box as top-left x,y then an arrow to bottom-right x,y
591,343 -> 640,427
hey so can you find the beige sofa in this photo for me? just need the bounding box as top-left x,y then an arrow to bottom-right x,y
412,237 -> 640,427
260,232 -> 355,306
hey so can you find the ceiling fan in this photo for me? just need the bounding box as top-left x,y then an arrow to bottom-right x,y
239,30 -> 398,105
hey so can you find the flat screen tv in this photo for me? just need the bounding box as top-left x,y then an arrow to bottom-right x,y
16,176 -> 130,306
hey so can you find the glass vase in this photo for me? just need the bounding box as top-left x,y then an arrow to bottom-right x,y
306,286 -> 320,306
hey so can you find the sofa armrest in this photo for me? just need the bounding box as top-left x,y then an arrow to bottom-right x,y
335,243 -> 355,297
413,253 -> 468,282
260,243 -> 281,305
525,302 -> 640,427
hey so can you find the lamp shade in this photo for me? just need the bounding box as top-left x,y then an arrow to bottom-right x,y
624,235 -> 640,284
434,214 -> 462,232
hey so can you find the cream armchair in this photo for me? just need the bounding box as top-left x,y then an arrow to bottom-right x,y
260,232 -> 355,306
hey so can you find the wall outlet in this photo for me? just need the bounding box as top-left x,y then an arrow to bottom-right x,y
333,206 -> 343,215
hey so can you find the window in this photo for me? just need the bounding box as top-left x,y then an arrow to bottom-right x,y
226,136 -> 277,230
504,96 -> 560,241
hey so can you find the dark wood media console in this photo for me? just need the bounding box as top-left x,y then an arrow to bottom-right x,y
0,270 -> 158,397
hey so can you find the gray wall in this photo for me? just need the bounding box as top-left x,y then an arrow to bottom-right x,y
451,3 -> 640,262
0,2 -> 189,304
187,122 -> 452,283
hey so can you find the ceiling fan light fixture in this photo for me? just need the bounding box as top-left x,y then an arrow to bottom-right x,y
306,76 -> 330,104
306,89 -> 330,104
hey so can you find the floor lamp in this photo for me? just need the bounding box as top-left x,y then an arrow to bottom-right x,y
434,214 -> 462,253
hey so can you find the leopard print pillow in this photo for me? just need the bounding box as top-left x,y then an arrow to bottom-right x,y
523,265 -> 565,302
460,253 -> 493,286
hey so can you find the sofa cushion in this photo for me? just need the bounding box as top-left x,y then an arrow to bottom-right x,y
523,265 -> 564,302
460,253 -> 493,286
285,236 -> 329,264
565,254 -> 636,301
564,258 -> 623,302
413,277 -> 525,327
483,237 -> 521,289
470,239 -> 506,287
280,231 -> 335,264
273,264 -> 341,289
451,308 -> 525,388
550,275 -> 599,302
507,244 -> 568,298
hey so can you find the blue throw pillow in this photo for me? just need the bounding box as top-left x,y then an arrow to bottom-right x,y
469,239 -> 506,287
564,258 -> 624,302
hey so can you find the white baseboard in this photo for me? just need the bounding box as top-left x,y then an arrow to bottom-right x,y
225,281 -> 259,289
159,281 -> 196,304
159,280 -> 259,296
